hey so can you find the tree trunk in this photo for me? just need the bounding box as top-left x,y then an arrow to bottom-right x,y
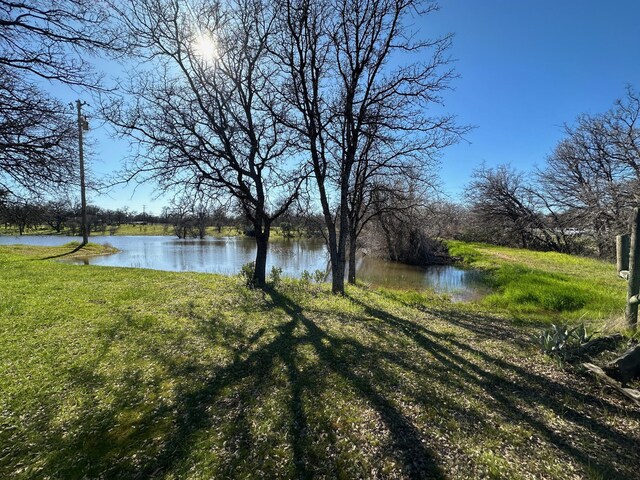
325,228 -> 339,292
347,231 -> 357,284
583,362 -> 640,406
253,222 -> 270,287
315,181 -> 342,294
331,202 -> 350,294
332,250 -> 345,294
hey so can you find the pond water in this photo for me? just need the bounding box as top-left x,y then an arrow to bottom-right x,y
0,235 -> 488,300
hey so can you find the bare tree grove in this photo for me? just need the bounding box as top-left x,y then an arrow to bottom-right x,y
5,0 -> 636,278
103,0 -> 464,291
467,87 -> 640,258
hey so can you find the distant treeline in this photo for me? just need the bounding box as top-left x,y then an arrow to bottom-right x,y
0,199 -> 324,239
1,190 -> 629,263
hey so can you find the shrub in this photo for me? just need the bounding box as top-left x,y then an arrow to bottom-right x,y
300,270 -> 312,289
239,261 -> 255,288
269,265 -> 283,287
313,269 -> 325,283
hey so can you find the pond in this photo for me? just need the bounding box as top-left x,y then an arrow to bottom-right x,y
0,235 -> 488,300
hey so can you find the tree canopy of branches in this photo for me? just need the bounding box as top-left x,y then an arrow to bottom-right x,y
273,0 -> 465,293
539,87 -> 640,256
467,165 -> 572,251
106,0 -> 304,286
0,0 -> 118,200
466,87 -> 640,258
0,70 -> 76,198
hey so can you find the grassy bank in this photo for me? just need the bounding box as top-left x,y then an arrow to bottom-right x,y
0,224 -> 236,237
448,241 -> 627,328
106,224 -> 243,237
0,224 -> 308,238
0,241 -> 119,259
0,243 -> 638,479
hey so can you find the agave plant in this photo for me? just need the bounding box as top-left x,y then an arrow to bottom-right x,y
538,323 -> 595,355
572,323 -> 595,345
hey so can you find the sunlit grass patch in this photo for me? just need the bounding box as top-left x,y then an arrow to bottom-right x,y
0,241 -> 119,260
447,241 -> 626,324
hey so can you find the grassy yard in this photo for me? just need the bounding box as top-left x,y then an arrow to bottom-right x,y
0,243 -> 638,479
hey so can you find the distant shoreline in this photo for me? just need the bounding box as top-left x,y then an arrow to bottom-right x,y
0,224 -> 317,239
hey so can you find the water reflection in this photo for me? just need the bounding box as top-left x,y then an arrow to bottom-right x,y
0,235 -> 487,299
355,256 -> 489,301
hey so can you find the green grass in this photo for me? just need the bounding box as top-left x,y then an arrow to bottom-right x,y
1,224 -> 309,238
0,241 -> 119,259
448,241 -> 627,327
0,243 -> 638,479
102,223 -> 172,236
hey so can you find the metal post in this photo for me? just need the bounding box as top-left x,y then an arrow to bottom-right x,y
625,208 -> 640,330
76,100 -> 89,246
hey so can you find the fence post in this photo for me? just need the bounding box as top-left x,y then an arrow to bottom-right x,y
616,234 -> 630,276
625,208 -> 640,330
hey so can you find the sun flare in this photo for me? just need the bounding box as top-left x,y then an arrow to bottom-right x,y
193,34 -> 217,63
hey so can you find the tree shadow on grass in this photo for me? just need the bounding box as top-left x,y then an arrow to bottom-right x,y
348,294 -> 640,479
122,290 -> 446,479
13,286 -> 638,479
0,311 -> 149,479
274,292 -> 447,480
39,244 -> 84,259
0,244 -> 84,265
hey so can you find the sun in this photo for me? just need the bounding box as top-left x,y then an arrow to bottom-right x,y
193,34 -> 217,64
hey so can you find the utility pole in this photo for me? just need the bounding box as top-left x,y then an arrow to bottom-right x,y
76,100 -> 89,246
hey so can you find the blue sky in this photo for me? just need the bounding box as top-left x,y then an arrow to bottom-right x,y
52,0 -> 640,214
428,0 -> 640,200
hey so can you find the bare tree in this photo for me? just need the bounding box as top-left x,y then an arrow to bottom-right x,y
468,89 -> 640,257
345,138 -> 447,284
273,0 -> 463,294
467,165 -> 570,251
0,71 -> 76,198
0,199 -> 46,234
539,90 -> 640,256
422,199 -> 470,240
106,0 -> 304,286
166,196 -> 198,239
0,0 -> 119,199
367,181 -> 448,265
42,199 -> 71,233
605,86 -> 640,184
